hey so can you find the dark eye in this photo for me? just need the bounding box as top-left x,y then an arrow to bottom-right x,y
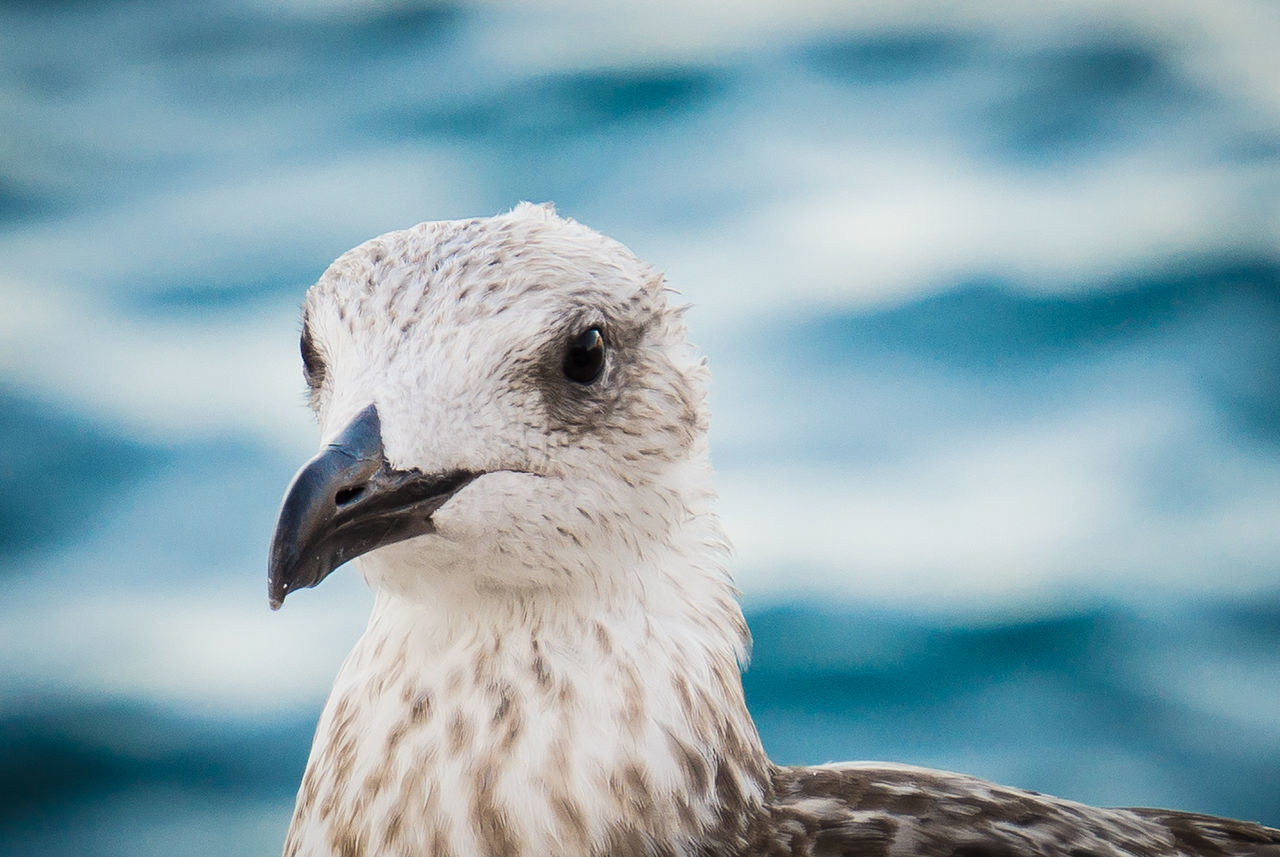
300,325 -> 325,389
562,328 -> 605,384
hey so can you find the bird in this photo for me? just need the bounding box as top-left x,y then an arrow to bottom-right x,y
268,202 -> 1280,857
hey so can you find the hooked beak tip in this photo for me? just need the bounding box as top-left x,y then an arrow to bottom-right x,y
268,575 -> 288,610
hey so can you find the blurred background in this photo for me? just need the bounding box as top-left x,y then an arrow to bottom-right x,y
2,0 -> 1279,853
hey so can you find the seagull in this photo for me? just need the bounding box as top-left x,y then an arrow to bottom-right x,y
268,203 -> 1280,857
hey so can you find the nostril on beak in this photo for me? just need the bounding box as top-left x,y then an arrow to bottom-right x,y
334,485 -> 366,507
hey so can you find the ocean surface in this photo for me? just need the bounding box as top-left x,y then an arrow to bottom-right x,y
1,1 -> 1278,854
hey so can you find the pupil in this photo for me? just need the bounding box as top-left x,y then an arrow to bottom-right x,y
564,328 -> 605,384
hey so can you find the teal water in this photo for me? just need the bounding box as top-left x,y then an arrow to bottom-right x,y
2,2 -> 1278,853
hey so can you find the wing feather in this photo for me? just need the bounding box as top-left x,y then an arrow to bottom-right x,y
766,764 -> 1280,857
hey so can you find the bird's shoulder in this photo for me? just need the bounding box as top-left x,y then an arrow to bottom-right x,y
754,762 -> 1280,857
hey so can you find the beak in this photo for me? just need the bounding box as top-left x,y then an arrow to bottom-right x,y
267,404 -> 476,609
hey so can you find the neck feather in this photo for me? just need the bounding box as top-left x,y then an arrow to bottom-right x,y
284,511 -> 771,857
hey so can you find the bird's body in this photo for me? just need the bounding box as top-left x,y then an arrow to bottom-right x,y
270,204 -> 1280,857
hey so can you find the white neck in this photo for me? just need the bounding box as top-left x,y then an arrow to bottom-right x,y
283,507 -> 771,857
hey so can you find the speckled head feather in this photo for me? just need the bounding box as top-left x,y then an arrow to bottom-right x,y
297,203 -> 717,605
274,205 -> 1280,857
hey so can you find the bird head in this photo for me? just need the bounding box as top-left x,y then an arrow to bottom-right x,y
268,203 -> 713,609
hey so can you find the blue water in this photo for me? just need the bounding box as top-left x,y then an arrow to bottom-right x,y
2,2 -> 1279,854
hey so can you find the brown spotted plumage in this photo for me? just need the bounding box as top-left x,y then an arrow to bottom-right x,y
270,204 -> 1280,857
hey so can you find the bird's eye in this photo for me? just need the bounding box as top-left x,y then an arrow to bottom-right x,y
301,325 -> 325,389
563,328 -> 606,384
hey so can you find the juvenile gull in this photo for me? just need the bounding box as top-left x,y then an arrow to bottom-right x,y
268,203 -> 1280,857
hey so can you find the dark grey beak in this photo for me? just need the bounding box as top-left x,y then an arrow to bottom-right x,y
268,404 -> 476,609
